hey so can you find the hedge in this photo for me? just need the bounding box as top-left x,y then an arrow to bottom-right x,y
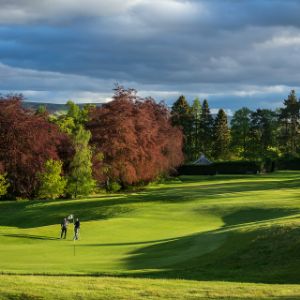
277,158 -> 300,170
178,161 -> 264,175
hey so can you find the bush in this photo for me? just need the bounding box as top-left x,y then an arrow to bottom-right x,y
107,181 -> 122,192
0,173 -> 9,197
277,157 -> 300,170
178,161 -> 264,175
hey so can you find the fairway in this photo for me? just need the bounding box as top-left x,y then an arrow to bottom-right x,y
1,171 -> 300,299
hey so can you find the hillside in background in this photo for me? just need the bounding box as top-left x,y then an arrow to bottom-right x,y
22,102 -> 103,114
22,101 -> 232,123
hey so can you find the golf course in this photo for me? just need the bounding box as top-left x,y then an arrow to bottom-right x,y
1,171 -> 300,299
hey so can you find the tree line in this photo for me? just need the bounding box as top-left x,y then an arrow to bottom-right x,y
171,90 -> 300,163
0,87 -> 183,200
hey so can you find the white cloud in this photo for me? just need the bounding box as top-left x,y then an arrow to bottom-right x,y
0,0 -> 201,24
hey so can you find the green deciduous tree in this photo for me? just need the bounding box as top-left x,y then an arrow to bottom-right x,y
230,107 -> 252,158
37,160 -> 66,199
212,109 -> 230,159
66,126 -> 95,198
247,109 -> 279,159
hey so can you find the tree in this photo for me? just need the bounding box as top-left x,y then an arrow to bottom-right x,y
66,126 -> 95,198
212,109 -> 230,159
247,109 -> 279,159
37,160 -> 66,199
190,98 -> 202,160
279,90 -> 300,154
0,173 -> 9,197
0,95 -> 68,198
35,105 -> 47,116
199,99 -> 214,157
230,107 -> 252,158
87,87 -> 183,187
171,95 -> 193,161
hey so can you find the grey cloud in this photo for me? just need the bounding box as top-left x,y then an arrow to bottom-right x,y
1,0 -> 300,110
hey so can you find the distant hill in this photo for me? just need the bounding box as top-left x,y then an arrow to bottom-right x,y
22,102 -> 68,113
22,102 -> 103,114
22,101 -> 233,124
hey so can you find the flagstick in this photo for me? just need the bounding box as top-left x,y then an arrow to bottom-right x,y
74,239 -> 76,256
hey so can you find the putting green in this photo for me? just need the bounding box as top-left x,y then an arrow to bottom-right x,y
0,171 -> 300,284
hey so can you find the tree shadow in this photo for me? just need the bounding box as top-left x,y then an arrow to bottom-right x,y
120,208 -> 300,284
1,233 -> 60,241
1,174 -> 300,229
81,237 -> 181,247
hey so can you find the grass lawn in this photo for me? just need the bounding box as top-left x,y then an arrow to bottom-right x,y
1,171 -> 300,299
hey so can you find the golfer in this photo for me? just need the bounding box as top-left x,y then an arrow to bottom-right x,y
60,217 -> 68,239
74,218 -> 80,240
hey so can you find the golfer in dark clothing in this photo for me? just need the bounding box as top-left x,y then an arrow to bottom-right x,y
61,218 -> 68,239
74,218 -> 80,240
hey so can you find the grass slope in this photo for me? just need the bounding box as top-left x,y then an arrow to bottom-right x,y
1,171 -> 300,298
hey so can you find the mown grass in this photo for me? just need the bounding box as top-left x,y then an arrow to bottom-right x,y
1,275 -> 300,300
1,171 -> 300,299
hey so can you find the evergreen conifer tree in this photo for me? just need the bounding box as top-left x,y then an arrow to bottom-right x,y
191,98 -> 202,160
171,95 -> 193,161
279,90 -> 300,154
199,99 -> 214,157
212,109 -> 230,159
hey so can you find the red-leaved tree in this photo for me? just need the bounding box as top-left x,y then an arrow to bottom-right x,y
87,87 -> 184,187
0,95 -> 69,197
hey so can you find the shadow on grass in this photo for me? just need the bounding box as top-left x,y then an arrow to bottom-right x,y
118,224 -> 300,284
1,234 -> 60,241
81,237 -> 180,247
118,208 -> 300,284
1,172 -> 300,229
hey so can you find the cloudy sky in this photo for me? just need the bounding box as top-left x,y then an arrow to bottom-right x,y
1,0 -> 300,112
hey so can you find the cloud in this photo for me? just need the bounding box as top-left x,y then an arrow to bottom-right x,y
0,0 -> 200,24
1,1 -> 300,110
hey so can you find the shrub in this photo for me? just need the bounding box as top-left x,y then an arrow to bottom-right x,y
107,181 -> 122,192
178,161 -> 264,175
0,173 -> 9,197
277,157 -> 300,170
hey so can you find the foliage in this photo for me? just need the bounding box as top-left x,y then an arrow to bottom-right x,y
87,86 -> 184,187
246,109 -> 279,159
66,126 -> 95,198
199,99 -> 214,157
230,107 -> 252,158
37,160 -> 66,199
106,181 -> 122,192
0,173 -> 9,197
35,104 -> 47,115
279,90 -> 300,154
212,109 -> 230,159
171,95 -> 193,161
0,95 -> 67,198
190,98 -> 202,160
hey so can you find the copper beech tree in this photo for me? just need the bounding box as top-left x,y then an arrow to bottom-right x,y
0,95 -> 69,197
87,87 -> 184,187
